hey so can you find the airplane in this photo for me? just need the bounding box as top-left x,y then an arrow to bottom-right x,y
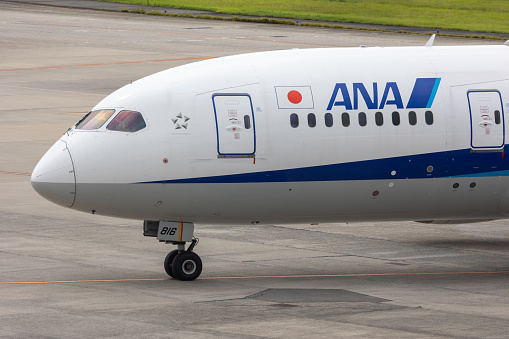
31,36 -> 509,280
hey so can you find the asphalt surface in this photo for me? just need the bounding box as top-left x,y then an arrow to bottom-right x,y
1,1 -> 509,338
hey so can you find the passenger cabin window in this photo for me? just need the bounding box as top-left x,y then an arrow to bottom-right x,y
341,113 -> 350,127
324,113 -> 333,127
76,109 -> 115,130
375,112 -> 384,126
244,115 -> 251,129
358,112 -> 367,127
392,111 -> 400,126
290,113 -> 299,128
495,110 -> 501,125
106,110 -> 146,132
290,111 -> 437,130
408,111 -> 417,126
425,111 -> 434,125
308,113 -> 316,127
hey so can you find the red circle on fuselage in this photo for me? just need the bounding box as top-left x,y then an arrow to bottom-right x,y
287,90 -> 302,104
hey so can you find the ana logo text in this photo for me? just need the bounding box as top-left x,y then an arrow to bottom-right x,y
327,78 -> 441,111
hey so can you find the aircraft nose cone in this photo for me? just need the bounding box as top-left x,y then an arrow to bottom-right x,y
31,140 -> 76,207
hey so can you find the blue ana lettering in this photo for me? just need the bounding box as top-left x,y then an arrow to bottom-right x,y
326,78 -> 441,111
353,83 -> 377,110
379,82 -> 403,109
327,82 -> 403,110
327,83 -> 352,110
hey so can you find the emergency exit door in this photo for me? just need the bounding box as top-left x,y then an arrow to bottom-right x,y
212,94 -> 256,155
468,91 -> 504,149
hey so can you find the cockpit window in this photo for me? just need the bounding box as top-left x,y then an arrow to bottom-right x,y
75,109 -> 115,130
106,110 -> 146,132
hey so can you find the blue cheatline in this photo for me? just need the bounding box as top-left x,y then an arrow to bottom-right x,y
137,146 -> 508,184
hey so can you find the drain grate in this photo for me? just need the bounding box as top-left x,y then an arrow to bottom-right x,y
246,289 -> 388,303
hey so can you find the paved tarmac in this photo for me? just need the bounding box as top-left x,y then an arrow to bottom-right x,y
1,2 -> 509,338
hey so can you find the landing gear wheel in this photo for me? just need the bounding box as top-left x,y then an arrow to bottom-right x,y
164,249 -> 179,278
171,251 -> 202,281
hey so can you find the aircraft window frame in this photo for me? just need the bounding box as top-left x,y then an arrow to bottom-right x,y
495,110 -> 501,125
244,115 -> 252,129
324,113 -> 333,127
290,113 -> 299,128
425,110 -> 434,125
308,113 -> 316,128
75,109 -> 116,130
375,112 -> 384,126
392,111 -> 400,126
106,110 -> 147,132
358,112 -> 367,127
341,112 -> 350,127
408,111 -> 417,126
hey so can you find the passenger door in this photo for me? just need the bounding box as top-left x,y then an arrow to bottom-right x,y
468,90 -> 504,150
212,94 -> 256,156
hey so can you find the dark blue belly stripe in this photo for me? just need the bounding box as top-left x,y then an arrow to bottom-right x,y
137,147 -> 508,184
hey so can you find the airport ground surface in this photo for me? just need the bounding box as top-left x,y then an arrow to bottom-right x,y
2,2 -> 509,338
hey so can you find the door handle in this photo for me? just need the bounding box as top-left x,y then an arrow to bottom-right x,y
225,125 -> 243,132
479,121 -> 492,128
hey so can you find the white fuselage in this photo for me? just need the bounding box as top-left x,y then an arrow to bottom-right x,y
32,45 -> 509,224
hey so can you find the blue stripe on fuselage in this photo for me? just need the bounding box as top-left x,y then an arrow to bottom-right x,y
406,78 -> 441,109
137,147 -> 508,184
426,78 -> 441,108
451,169 -> 509,178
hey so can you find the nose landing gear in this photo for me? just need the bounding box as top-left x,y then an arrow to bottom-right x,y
163,238 -> 202,281
163,249 -> 179,278
144,220 -> 202,281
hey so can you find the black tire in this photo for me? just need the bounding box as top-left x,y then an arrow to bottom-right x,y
171,252 -> 202,281
164,250 -> 179,278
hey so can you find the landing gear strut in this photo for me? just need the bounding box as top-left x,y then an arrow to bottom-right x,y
143,220 -> 202,281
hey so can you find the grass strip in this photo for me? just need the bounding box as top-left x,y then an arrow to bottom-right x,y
98,0 -> 509,35
113,8 -> 506,41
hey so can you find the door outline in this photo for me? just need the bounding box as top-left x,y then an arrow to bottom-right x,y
212,94 -> 256,156
467,90 -> 505,149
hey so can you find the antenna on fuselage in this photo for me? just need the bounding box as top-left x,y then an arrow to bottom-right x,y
425,34 -> 436,47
